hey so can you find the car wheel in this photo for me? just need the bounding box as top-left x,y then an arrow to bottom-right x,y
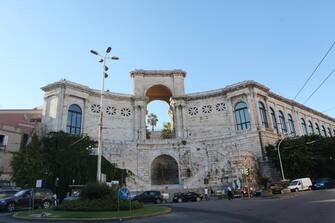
196,197 -> 201,202
155,199 -> 161,204
7,203 -> 15,212
162,199 -> 167,203
295,188 -> 299,192
42,201 -> 51,209
308,186 -> 312,191
177,198 -> 183,203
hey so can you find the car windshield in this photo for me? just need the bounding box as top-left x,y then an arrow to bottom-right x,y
289,181 -> 298,186
0,191 -> 16,198
14,190 -> 30,197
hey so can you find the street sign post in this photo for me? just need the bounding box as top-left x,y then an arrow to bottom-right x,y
118,187 -> 129,200
36,179 -> 42,188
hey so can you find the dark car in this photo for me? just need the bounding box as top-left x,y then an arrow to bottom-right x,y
132,191 -> 165,204
0,188 -> 54,212
270,183 -> 284,194
0,189 -> 20,199
312,178 -> 335,190
173,192 -> 203,203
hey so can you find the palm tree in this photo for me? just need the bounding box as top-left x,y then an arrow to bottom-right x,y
147,113 -> 158,131
161,122 -> 172,139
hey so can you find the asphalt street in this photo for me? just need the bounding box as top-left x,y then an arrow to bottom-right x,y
0,189 -> 334,223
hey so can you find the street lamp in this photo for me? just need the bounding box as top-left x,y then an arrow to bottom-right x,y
277,134 -> 316,181
277,136 -> 287,181
90,46 -> 119,183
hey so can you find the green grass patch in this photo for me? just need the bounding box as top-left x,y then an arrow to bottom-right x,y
15,205 -> 170,219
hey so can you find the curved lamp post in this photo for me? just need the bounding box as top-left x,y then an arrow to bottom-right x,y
277,134 -> 316,181
277,136 -> 287,181
90,47 -> 119,183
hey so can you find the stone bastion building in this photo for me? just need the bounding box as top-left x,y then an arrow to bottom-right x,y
41,70 -> 335,191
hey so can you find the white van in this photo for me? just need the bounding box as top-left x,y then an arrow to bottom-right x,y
288,178 -> 312,192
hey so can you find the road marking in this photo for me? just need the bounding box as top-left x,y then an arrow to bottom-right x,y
309,199 -> 335,203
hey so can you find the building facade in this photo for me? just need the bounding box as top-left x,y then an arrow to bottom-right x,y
0,124 -> 23,181
0,109 -> 42,181
41,70 -> 335,191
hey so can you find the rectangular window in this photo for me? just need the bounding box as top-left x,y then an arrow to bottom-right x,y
0,134 -> 8,148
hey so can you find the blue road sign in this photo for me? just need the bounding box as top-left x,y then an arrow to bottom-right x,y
118,187 -> 129,200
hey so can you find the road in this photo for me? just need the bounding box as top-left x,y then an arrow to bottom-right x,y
0,189 -> 334,223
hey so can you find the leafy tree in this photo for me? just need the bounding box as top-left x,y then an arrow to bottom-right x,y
161,122 -> 172,139
265,135 -> 335,180
11,134 -> 47,188
147,113 -> 158,131
12,131 -> 128,199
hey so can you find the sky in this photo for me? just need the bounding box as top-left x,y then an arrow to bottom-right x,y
0,0 -> 334,129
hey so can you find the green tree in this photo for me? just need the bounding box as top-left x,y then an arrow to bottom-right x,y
265,135 -> 335,180
161,122 -> 172,139
11,131 -> 128,199
147,113 -> 158,131
11,134 -> 47,188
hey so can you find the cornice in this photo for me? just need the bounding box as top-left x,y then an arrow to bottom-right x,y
130,69 -> 186,78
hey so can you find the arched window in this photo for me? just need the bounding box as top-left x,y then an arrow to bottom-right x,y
287,114 -> 296,136
66,104 -> 82,135
300,118 -> 308,136
327,127 -> 332,137
270,107 -> 278,133
315,123 -> 321,135
234,101 -> 251,130
321,125 -> 327,136
278,111 -> 287,133
308,121 -> 314,135
258,102 -> 268,128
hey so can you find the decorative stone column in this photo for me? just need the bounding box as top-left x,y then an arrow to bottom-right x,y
134,99 -> 147,140
171,99 -> 185,138
225,96 -> 234,133
246,90 -> 257,131
140,104 -> 147,140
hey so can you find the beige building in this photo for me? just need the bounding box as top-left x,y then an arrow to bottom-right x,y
0,124 -> 23,181
41,70 -> 335,191
0,109 -> 42,181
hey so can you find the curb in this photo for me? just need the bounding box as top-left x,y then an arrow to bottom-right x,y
12,207 -> 172,222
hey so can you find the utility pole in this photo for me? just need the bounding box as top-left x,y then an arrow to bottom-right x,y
90,47 -> 119,182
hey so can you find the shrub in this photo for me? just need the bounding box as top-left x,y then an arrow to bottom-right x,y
55,199 -> 143,211
80,183 -> 115,200
55,182 -> 143,211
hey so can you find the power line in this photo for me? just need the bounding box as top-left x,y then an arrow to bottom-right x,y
294,40 -> 335,100
322,107 -> 335,113
303,67 -> 335,104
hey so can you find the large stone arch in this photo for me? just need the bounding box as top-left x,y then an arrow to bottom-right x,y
151,154 -> 179,185
130,70 -> 186,98
145,84 -> 173,103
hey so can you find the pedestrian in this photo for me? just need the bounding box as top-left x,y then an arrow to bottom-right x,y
227,186 -> 233,200
204,187 -> 209,200
52,193 -> 58,206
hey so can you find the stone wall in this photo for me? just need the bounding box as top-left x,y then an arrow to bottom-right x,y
41,71 -> 335,192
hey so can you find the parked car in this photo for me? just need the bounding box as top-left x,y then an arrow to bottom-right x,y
0,180 -> 15,190
173,192 -> 203,203
62,191 -> 80,203
287,178 -> 312,192
132,191 -> 166,204
62,184 -> 85,203
269,183 -> 283,194
312,178 -> 335,190
0,188 -> 54,212
0,189 -> 20,199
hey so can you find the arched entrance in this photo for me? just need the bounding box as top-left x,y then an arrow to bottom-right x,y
151,155 -> 179,185
145,84 -> 172,103
145,85 -> 173,137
